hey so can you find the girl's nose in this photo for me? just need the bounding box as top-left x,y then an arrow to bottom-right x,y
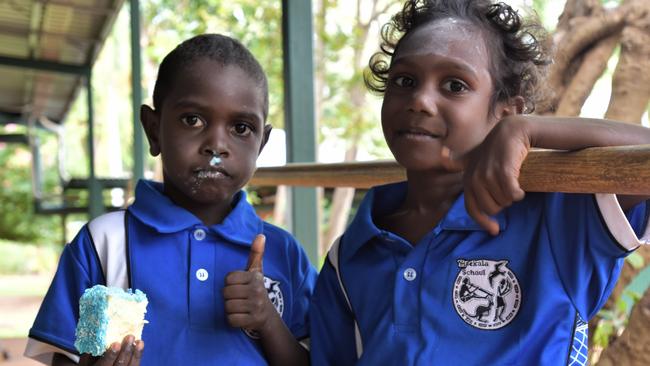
408,87 -> 438,116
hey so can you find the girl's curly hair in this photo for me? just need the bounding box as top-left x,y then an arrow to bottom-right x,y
364,0 -> 550,113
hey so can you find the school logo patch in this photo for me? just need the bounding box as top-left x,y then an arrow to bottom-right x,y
453,259 -> 521,330
244,276 -> 284,339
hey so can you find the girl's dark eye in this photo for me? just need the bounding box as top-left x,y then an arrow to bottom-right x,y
234,123 -> 252,136
442,80 -> 468,93
181,115 -> 204,127
393,75 -> 415,88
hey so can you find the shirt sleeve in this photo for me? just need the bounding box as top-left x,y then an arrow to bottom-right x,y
285,237 -> 318,344
309,258 -> 359,366
544,193 -> 649,320
25,226 -> 105,364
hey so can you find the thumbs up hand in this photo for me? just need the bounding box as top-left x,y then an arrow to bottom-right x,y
246,234 -> 265,272
223,234 -> 277,336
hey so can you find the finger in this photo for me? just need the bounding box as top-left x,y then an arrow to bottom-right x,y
224,271 -> 255,286
223,283 -> 256,300
471,177 -> 503,217
440,146 -> 466,172
114,335 -> 135,365
227,313 -> 253,328
246,234 -> 265,272
224,299 -> 253,314
128,340 -> 144,366
465,189 -> 500,236
93,343 -> 120,366
503,167 -> 526,202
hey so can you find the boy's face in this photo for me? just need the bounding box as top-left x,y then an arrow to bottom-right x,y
142,59 -> 270,208
381,19 -> 510,171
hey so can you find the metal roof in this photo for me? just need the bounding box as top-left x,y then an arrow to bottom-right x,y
0,0 -> 125,125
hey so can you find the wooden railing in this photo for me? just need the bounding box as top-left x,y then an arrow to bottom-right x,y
251,145 -> 650,194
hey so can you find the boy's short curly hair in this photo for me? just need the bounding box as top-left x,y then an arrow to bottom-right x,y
365,0 -> 550,113
153,34 -> 269,118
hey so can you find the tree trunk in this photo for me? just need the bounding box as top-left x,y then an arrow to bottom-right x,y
546,0 -> 650,362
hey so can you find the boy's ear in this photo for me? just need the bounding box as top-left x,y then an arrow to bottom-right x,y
258,124 -> 273,155
140,105 -> 161,156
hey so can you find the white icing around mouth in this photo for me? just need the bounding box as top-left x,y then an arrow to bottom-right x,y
197,170 -> 226,179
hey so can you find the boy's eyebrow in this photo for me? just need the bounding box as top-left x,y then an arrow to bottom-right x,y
232,111 -> 263,124
171,99 -> 263,123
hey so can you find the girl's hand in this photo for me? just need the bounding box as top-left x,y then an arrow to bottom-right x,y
223,235 -> 277,335
78,335 -> 144,366
442,116 -> 531,235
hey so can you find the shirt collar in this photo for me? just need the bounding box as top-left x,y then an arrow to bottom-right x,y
341,181 -> 507,260
128,180 -> 263,246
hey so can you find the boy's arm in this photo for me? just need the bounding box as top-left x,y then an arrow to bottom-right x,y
223,235 -> 309,366
452,115 -> 650,234
256,310 -> 310,366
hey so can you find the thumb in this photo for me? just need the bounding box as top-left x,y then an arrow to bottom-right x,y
440,146 -> 466,172
246,234 -> 265,272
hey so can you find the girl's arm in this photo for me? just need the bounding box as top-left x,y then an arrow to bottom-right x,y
454,115 -> 650,235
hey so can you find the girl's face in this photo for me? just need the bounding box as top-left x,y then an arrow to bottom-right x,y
143,59 -> 270,209
381,18 -> 509,171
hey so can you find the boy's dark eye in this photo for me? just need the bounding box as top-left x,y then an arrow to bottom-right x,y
181,115 -> 205,127
233,123 -> 252,136
393,75 -> 415,88
442,80 -> 468,93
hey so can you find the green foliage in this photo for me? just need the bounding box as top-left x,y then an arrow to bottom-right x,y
593,289 -> 641,348
0,239 -> 59,275
626,251 -> 645,269
142,0 -> 285,129
0,131 -> 62,244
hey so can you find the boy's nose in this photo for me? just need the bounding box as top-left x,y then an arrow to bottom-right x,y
202,146 -> 228,158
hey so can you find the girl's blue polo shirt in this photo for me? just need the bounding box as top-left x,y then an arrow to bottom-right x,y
27,180 -> 317,365
310,182 -> 649,366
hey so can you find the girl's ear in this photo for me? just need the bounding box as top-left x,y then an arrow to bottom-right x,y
140,105 -> 162,156
258,124 -> 273,155
503,96 -> 525,117
494,96 -> 525,121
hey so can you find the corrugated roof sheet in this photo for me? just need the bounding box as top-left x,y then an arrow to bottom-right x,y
0,0 -> 125,124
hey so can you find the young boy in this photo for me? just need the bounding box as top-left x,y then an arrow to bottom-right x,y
25,34 -> 316,366
310,0 -> 650,365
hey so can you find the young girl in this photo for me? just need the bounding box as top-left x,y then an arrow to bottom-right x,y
26,34 -> 316,366
310,1 -> 650,365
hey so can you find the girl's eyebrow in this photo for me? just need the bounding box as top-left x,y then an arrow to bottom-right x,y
392,56 -> 480,79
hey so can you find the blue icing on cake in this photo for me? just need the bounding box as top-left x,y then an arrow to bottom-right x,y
75,285 -> 148,356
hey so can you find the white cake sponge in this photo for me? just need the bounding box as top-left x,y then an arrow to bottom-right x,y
74,285 -> 148,356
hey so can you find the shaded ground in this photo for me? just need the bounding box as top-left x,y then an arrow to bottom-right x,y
0,275 -> 49,366
0,338 -> 40,366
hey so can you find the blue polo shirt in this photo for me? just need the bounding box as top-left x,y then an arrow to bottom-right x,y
310,182 -> 648,366
29,180 -> 317,365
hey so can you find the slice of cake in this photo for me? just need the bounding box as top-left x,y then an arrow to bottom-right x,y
74,285 -> 148,356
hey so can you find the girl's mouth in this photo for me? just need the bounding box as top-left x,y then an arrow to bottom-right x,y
397,128 -> 442,140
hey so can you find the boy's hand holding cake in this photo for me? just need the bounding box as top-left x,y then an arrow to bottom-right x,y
74,285 -> 148,365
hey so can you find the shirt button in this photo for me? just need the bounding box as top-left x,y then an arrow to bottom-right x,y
403,268 -> 417,281
193,228 -> 206,241
196,268 -> 209,281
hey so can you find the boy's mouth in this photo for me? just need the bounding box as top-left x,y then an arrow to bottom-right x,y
194,167 -> 230,179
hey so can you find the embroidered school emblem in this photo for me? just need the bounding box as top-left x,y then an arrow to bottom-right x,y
453,259 -> 521,330
244,276 -> 284,339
